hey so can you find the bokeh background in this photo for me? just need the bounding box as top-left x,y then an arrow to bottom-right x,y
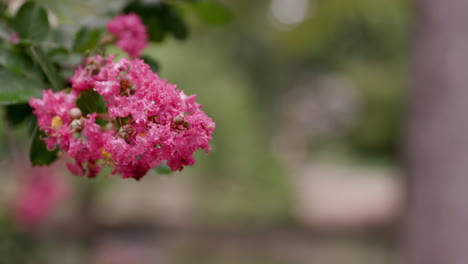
1,0 -> 413,263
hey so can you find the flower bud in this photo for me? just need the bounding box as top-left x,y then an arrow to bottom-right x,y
69,108 -> 82,119
173,115 -> 184,126
70,118 -> 85,132
105,122 -> 114,131
100,34 -> 116,45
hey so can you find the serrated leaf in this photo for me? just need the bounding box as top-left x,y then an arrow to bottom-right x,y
30,45 -> 64,91
13,2 -> 50,42
191,2 -> 232,25
30,127 -> 59,166
141,55 -> 160,73
0,68 -> 43,105
73,27 -> 103,53
76,89 -> 105,116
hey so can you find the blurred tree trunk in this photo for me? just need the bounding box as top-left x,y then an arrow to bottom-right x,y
403,0 -> 468,263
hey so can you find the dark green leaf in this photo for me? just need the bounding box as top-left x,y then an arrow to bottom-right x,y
5,103 -> 33,126
30,127 -> 59,166
0,68 -> 44,105
191,2 -> 232,25
124,2 -> 189,42
76,89 -> 105,116
154,161 -> 172,175
30,45 -> 64,91
141,55 -> 160,73
124,1 -> 165,42
73,27 -> 103,53
13,2 -> 50,41
167,9 -> 189,40
0,2 -> 7,18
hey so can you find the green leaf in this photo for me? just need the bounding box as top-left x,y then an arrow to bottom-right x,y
5,103 -> 33,127
30,45 -> 64,91
13,2 -> 50,42
30,126 -> 59,166
141,55 -> 160,73
76,89 -> 105,116
0,48 -> 42,80
51,25 -> 75,49
191,2 -> 233,25
0,68 -> 43,105
73,27 -> 103,53
166,9 -> 189,40
47,47 -> 69,62
154,161 -> 172,175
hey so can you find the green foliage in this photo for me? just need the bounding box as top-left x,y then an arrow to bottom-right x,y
76,89 -> 106,116
124,1 -> 189,42
190,2 -> 232,25
29,46 -> 64,91
73,27 -> 104,53
29,127 -> 59,166
0,46 -> 42,80
345,62 -> 405,159
47,47 -> 69,62
0,68 -> 43,105
277,0 -> 409,64
5,103 -> 33,127
13,2 -> 50,42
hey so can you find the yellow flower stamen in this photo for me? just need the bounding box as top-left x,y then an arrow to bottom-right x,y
51,116 -> 63,129
101,147 -> 112,160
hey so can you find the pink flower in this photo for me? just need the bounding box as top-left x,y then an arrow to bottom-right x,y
107,13 -> 148,58
69,55 -> 105,92
65,113 -> 112,177
95,56 -> 215,179
30,55 -> 215,180
13,166 -> 70,230
29,90 -> 78,149
10,32 -> 19,44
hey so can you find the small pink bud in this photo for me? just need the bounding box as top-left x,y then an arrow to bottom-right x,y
10,32 -> 19,44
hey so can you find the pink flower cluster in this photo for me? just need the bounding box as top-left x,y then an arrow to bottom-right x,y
107,13 -> 148,58
29,55 -> 215,180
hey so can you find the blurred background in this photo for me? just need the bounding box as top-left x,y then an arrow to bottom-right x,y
0,0 -> 414,263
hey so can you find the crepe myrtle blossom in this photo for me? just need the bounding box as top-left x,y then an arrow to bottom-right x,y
69,55 -> 105,91
30,55 -> 215,180
106,13 -> 148,58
